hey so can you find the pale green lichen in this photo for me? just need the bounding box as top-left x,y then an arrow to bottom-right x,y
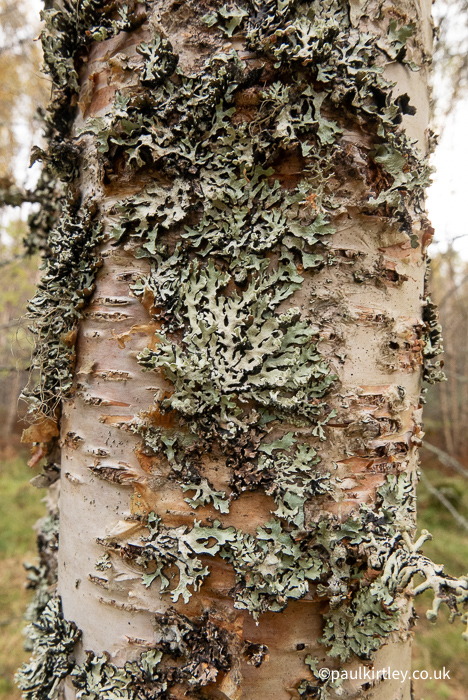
256,440 -> 330,527
137,261 -> 336,438
298,655 -> 344,699
71,649 -> 164,699
99,474 -> 468,649
182,478 -> 230,513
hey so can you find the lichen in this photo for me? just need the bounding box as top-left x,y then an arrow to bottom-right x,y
22,200 -> 103,415
99,474 -> 468,651
78,0 -> 452,663
299,655 -> 344,699
137,262 -> 336,438
421,266 -> 445,386
15,597 -> 81,700
71,649 -> 165,700
71,607 -> 264,698
24,511 -> 60,634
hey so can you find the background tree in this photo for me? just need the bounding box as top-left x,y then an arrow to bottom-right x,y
0,0 -> 47,445
2,1 -> 468,700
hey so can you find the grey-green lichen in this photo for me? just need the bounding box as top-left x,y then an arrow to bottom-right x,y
71,649 -> 165,700
22,0 -> 149,412
15,597 -> 81,700
99,474 -> 468,649
298,655 -> 344,699
22,201 -> 103,414
71,607 -> 249,697
24,0 -> 147,254
23,511 -> 60,636
137,263 -> 336,437
72,0 -> 453,665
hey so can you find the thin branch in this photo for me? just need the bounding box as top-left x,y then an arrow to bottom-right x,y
422,441 -> 468,480
449,232 -> 468,243
0,35 -> 34,55
0,365 -> 29,372
0,253 -> 28,268
419,470 -> 468,534
0,318 -> 25,330
444,370 -> 468,383
438,273 -> 468,309
0,186 -> 42,207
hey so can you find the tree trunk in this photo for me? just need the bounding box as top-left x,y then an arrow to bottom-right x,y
18,2 -> 468,700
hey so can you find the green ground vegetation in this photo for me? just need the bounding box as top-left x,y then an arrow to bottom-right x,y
413,460 -> 468,700
0,454 -> 46,700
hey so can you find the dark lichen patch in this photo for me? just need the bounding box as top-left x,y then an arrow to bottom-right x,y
15,597 -> 81,700
71,607 -> 263,698
421,265 -> 445,387
23,511 -> 60,633
22,200 -> 103,416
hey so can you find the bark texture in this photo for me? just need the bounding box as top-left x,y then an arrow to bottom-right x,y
17,1 -> 468,700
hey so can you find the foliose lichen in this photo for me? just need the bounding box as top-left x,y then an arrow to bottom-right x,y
15,597 -> 81,700
23,511 -> 60,636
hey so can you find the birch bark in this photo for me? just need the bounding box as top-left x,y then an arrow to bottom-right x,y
18,2 -> 463,700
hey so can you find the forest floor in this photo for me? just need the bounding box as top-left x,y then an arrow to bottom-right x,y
0,453 -> 467,699
0,452 -> 46,699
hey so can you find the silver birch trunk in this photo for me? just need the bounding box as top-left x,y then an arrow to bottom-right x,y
17,2 -> 468,700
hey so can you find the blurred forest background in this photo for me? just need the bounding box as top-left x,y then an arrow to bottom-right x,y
1,1 -> 468,698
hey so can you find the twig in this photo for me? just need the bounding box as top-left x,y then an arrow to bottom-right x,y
422,441 -> 468,480
0,253 -> 27,268
419,470 -> 468,534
